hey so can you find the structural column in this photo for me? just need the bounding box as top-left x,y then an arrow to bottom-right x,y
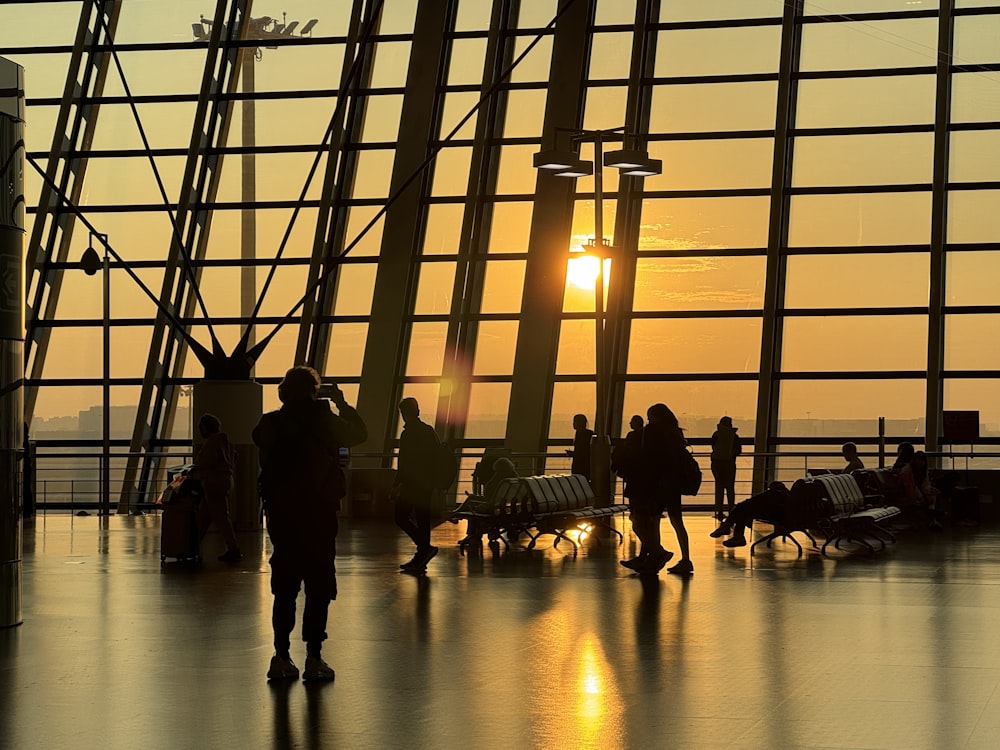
0,57 -> 25,628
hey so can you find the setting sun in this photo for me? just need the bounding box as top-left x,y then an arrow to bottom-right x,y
566,252 -> 611,291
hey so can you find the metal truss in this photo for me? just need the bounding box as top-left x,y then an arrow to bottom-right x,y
120,0 -> 253,510
23,0 -> 122,420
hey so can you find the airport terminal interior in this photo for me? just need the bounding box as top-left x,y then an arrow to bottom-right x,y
5,0 -> 1000,747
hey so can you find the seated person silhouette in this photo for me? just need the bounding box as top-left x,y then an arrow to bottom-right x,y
709,481 -> 790,547
458,457 -> 519,548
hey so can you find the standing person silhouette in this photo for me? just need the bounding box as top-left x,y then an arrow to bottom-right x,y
394,397 -> 443,573
192,412 -> 241,561
253,366 -> 367,682
710,416 -> 741,521
611,414 -> 644,500
621,403 -> 694,576
567,413 -> 594,480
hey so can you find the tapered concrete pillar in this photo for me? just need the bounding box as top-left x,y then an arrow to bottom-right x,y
191,380 -> 263,531
0,57 -> 25,628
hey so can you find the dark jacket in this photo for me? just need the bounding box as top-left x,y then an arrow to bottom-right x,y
631,421 -> 687,501
395,418 -> 440,494
252,398 -> 367,545
710,425 -> 741,466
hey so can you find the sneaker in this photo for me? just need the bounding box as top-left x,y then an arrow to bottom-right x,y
709,524 -> 732,538
267,654 -> 299,681
667,559 -> 694,576
635,548 -> 673,574
722,535 -> 747,548
400,553 -> 421,570
218,548 -> 243,562
619,554 -> 647,570
303,655 -> 336,682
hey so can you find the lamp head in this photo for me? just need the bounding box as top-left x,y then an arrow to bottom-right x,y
80,245 -> 102,276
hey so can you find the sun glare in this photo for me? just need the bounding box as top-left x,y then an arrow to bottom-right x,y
566,253 -> 610,291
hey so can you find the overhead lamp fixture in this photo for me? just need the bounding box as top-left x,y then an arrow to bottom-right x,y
533,149 -> 581,171
604,148 -> 662,177
618,158 -> 662,177
554,160 -> 594,178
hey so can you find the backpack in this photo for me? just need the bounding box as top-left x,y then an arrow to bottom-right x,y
432,440 -> 459,490
678,447 -> 702,496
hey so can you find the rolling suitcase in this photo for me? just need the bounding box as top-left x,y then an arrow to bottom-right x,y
160,495 -> 201,563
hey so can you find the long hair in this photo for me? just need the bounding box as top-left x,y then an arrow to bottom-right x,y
647,402 -> 681,431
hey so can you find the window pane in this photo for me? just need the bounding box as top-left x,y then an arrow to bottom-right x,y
781,316 -> 928,371
550,382 -> 596,440
582,86 -> 628,131
488,203 -> 533,253
792,133 -> 933,187
953,71 -> 1000,123
645,139 -> 774,191
796,76 -> 935,128
945,315 -> 1000,369
350,150 -> 395,199
947,191 -> 1000,244
800,19 -> 938,71
634,256 -> 766,312
777,380 -> 926,430
954,14 -> 1000,64
333,264 -> 378,316
405,322 -> 447,376
950,131 -> 1000,182
360,95 -> 404,142
414,262 -> 456,315
473,321 -> 518,375
439,91 -> 480,139
495,145 -> 538,195
509,35 -> 552,83
480,260 -> 526,314
785,254 -> 929,308
595,0 -> 637,25
370,42 -> 411,88
662,0 -> 784,21
324,323 -> 368,378
431,147 -> 473,197
423,204 -> 465,255
641,197 -> 772,250
448,38 -> 487,85
556,319 -> 595,375
655,27 -> 781,77
464,383 -> 511,439
805,0 -> 938,11
946,251 -> 1000,305
943,379 -> 1000,437
628,318 -> 762,374
589,33 -> 632,80
503,89 -> 547,138
344,207 -> 385,257
623,381 -> 758,436
788,193 -> 932,247
649,82 -> 777,133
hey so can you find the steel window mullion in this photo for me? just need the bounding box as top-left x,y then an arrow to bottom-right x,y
926,1 -> 955,452
753,0 -> 802,492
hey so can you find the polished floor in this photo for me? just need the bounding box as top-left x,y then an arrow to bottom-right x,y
3,511 -> 1000,750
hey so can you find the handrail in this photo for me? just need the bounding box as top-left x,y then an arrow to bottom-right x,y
27,446 -> 1000,515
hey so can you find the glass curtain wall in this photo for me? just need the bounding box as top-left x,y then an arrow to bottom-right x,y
3,0 -> 999,504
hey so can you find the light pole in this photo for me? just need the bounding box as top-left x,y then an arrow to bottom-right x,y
534,128 -> 661,505
192,13 -> 319,350
80,231 -> 110,516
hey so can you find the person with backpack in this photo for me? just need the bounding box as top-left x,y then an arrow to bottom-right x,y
393,397 -> 445,573
252,366 -> 367,682
620,403 -> 694,576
